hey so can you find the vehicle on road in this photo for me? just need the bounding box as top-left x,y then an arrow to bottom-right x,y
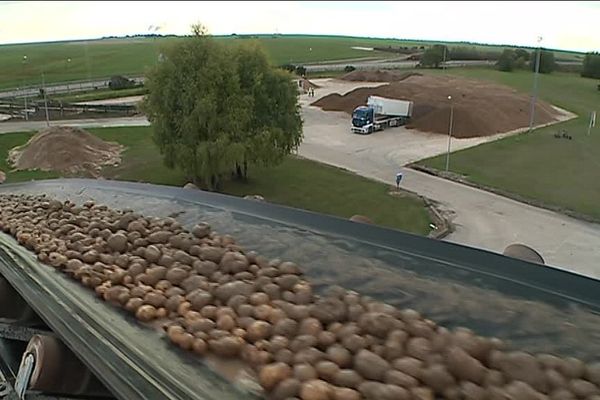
351,95 -> 413,134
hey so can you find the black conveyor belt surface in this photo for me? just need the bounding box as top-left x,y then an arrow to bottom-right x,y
0,179 -> 598,400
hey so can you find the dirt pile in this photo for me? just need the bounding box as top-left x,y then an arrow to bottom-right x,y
8,126 -> 123,175
312,75 -> 561,138
341,70 -> 422,82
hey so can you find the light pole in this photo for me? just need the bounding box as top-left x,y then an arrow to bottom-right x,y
528,36 -> 543,133
22,55 -> 28,121
66,58 -> 71,93
445,95 -> 454,172
41,71 -> 50,127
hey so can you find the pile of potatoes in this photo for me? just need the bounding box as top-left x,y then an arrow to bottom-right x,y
1,193 -> 600,400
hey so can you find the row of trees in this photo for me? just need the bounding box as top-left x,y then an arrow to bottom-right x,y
496,48 -> 556,73
141,26 -> 303,190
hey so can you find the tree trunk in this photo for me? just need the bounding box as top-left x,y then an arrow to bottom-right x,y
235,163 -> 243,180
243,160 -> 248,180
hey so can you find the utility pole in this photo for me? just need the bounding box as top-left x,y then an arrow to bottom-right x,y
528,36 -> 543,133
41,72 -> 50,127
445,95 -> 454,172
22,55 -> 28,121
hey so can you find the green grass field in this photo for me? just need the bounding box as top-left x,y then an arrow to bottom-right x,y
0,34 -> 583,90
417,68 -> 600,220
0,126 -> 431,235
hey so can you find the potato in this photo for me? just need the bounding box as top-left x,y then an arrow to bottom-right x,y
175,332 -> 195,351
332,387 -> 360,400
504,381 -> 544,400
268,308 -> 287,325
445,346 -> 487,384
291,335 -> 319,352
259,362 -> 293,391
559,357 -> 586,379
410,387 -> 435,400
546,369 -> 568,390
354,350 -> 391,381
125,297 -> 144,313
538,353 -> 564,370
144,292 -> 167,308
494,351 -> 547,392
317,331 -> 337,349
358,381 -> 409,400
295,364 -> 319,382
587,363 -> 600,386
216,315 -> 236,331
136,305 -> 157,322
315,361 -> 340,382
294,348 -> 326,365
334,369 -> 363,389
273,318 -> 299,338
165,267 -> 188,285
384,370 -> 418,388
299,318 -> 323,336
483,369 -> 505,387
327,345 -> 353,368
247,321 -> 272,342
249,292 -> 270,306
405,337 -> 432,361
263,283 -> 282,300
274,349 -> 294,365
460,382 -> 487,400
300,379 -> 333,400
568,379 -> 599,398
271,378 -> 301,400
549,388 -> 577,400
155,280 -> 172,291
421,365 -> 456,394
209,336 -> 244,358
255,304 -> 274,321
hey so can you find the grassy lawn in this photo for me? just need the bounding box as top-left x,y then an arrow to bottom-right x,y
0,34 -> 583,89
417,68 -> 600,220
49,86 -> 148,103
0,126 -> 431,235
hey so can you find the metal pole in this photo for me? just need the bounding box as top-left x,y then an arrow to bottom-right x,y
445,97 -> 454,172
42,72 -> 50,127
528,38 -> 542,133
442,46 -> 447,70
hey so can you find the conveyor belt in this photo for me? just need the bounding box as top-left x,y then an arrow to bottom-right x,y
0,179 -> 599,399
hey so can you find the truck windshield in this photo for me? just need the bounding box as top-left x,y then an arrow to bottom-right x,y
352,109 -> 368,119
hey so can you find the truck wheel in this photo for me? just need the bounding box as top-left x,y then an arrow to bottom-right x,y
368,127 -> 373,134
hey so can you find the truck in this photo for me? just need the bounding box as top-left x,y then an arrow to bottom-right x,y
351,95 -> 413,134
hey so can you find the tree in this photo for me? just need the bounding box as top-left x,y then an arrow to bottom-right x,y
420,45 -> 448,68
531,49 -> 556,74
496,49 -> 516,72
581,52 -> 600,79
141,28 -> 302,190
344,65 -> 356,73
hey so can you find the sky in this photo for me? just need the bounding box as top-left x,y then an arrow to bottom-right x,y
1,1 -> 599,52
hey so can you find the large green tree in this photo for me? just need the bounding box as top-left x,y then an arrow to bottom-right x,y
530,49 -> 556,74
142,28 -> 302,190
420,45 -> 449,68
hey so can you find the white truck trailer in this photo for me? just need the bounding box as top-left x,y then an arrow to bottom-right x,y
351,96 -> 414,134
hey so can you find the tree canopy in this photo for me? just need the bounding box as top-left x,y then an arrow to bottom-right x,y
141,28 -> 302,190
420,45 -> 449,68
530,49 -> 556,74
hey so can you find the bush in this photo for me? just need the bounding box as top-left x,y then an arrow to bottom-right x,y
581,52 -> 600,79
295,65 -> 306,76
344,65 -> 356,73
450,46 -> 501,61
421,45 -> 448,68
531,50 -> 556,74
108,75 -> 136,90
496,50 -> 515,72
279,63 -> 296,73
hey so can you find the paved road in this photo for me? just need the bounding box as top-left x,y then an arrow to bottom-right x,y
0,116 -> 149,133
0,77 -> 144,99
3,97 -> 599,278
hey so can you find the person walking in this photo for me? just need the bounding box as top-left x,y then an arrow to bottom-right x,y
395,171 -> 403,188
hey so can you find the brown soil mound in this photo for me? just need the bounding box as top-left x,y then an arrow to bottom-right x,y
8,126 -> 123,175
341,70 -> 422,82
312,75 -> 560,138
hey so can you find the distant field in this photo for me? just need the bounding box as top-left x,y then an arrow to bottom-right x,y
417,68 -> 600,220
0,34 -> 584,89
0,126 -> 431,235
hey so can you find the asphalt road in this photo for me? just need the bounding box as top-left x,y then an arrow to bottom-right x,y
0,76 -> 144,99
2,89 -> 598,277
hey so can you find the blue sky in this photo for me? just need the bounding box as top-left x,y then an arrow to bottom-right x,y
1,1 -> 599,52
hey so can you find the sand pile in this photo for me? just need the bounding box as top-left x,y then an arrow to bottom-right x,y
312,75 -> 560,138
341,70 -> 422,82
8,126 -> 123,175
